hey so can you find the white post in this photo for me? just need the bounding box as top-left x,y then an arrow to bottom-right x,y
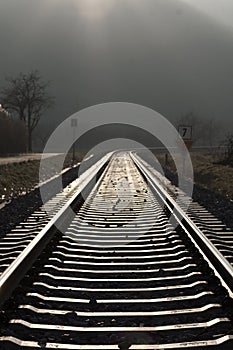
71,118 -> 77,165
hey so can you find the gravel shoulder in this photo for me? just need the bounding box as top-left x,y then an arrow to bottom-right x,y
1,151 -> 233,241
158,151 -> 233,201
0,153 -> 62,165
0,153 -> 81,205
0,152 -> 101,238
159,152 -> 233,231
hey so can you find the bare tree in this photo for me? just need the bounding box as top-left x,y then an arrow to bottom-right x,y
1,70 -> 53,152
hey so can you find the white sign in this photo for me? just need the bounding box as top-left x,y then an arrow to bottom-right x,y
178,125 -> 192,140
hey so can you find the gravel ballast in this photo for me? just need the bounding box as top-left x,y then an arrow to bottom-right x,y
0,153 -> 103,239
1,157 -> 233,240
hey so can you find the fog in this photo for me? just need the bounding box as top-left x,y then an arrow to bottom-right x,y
0,0 -> 233,147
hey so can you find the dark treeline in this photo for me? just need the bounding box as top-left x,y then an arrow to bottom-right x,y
0,112 -> 27,155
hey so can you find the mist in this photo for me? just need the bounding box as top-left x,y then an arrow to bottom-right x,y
0,0 -> 233,148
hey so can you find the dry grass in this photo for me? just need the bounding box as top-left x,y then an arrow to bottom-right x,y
191,153 -> 233,199
157,152 -> 233,200
0,152 -> 84,204
2,150 -> 232,205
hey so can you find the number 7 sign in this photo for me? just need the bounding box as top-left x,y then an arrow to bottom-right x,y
178,125 -> 192,140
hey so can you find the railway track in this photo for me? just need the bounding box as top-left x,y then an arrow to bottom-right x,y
0,151 -> 233,349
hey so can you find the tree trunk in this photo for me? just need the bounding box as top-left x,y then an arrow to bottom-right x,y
28,129 -> 32,153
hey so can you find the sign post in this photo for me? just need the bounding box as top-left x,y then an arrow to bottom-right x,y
71,118 -> 77,165
178,125 -> 192,143
178,125 -> 193,175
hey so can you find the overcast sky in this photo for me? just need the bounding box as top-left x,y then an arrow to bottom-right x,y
0,0 -> 233,142
182,0 -> 233,29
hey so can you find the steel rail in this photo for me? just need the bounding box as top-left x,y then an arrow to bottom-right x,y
0,151 -> 233,349
1,335 -> 233,350
131,152 -> 233,295
0,153 -> 112,306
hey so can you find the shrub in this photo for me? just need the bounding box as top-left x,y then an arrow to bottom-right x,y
222,134 -> 233,167
0,117 -> 27,155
